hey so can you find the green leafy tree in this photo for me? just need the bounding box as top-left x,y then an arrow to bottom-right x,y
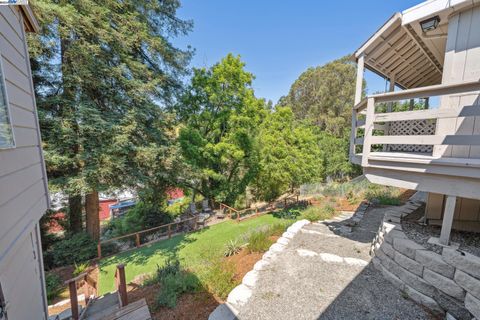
176,54 -> 267,205
253,107 -> 324,201
29,0 -> 192,240
278,56 -> 363,137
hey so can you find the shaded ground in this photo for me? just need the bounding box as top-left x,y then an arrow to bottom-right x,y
237,206 -> 437,320
403,205 -> 480,257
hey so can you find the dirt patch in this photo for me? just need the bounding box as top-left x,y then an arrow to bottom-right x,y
309,196 -> 361,212
128,282 -> 220,320
398,189 -> 417,203
226,248 -> 264,281
127,245 -> 267,319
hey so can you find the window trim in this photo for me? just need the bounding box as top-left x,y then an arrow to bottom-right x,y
0,48 -> 16,150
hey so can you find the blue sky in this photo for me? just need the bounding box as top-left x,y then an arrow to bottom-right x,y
174,0 -> 422,104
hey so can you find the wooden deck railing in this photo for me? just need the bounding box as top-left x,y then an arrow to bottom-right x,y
115,264 -> 128,308
350,80 -> 480,167
65,268 -> 98,320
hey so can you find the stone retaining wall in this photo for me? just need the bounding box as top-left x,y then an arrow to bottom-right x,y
371,201 -> 480,320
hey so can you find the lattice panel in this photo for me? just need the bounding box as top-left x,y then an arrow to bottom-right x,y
387,119 -> 437,153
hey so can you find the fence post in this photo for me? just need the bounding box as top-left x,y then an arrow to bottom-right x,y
68,280 -> 79,320
97,243 -> 102,259
256,207 -> 259,217
135,233 -> 140,247
194,217 -> 198,230
168,225 -> 172,239
84,276 -> 90,305
237,210 -> 240,223
116,264 -> 128,307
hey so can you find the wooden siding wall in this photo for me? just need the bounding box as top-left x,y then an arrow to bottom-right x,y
0,6 -> 49,319
427,5 -> 480,231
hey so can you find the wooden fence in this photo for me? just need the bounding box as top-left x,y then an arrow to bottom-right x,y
97,216 -> 198,258
64,267 -> 98,320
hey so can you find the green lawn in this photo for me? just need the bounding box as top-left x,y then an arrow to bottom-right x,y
98,214 -> 289,294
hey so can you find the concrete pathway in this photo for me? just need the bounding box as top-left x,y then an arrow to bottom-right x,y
213,206 -> 436,320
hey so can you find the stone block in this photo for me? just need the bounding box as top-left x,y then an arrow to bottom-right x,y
423,269 -> 465,301
242,270 -> 259,288
379,250 -> 435,297
454,270 -> 480,300
227,284 -> 252,307
443,248 -> 480,279
373,257 -> 405,290
381,242 -> 396,259
404,284 -> 444,316
466,293 -> 480,319
393,238 -> 425,259
434,290 -> 471,320
385,230 -> 408,244
415,250 -> 455,279
394,251 -> 424,276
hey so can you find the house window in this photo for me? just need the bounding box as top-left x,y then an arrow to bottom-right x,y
0,57 -> 14,149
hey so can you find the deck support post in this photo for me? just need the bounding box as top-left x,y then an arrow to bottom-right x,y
439,195 -> 456,245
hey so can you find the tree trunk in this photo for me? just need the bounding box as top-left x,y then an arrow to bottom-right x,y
68,195 -> 83,233
85,191 -> 100,242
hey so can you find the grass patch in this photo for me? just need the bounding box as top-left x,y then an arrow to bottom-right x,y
98,214 -> 293,294
45,273 -> 63,304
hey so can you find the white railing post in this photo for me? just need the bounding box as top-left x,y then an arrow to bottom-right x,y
349,108 -> 358,161
361,97 -> 375,167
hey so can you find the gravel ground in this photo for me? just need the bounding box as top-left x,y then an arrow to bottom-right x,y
402,206 -> 480,257
236,207 -> 436,320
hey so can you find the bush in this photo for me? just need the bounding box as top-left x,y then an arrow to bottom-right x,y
48,233 -> 97,267
152,259 -> 200,309
199,258 -> 236,300
301,205 -> 335,222
273,208 -> 301,220
365,185 -> 402,205
103,202 -> 173,238
246,230 -> 273,253
268,222 -> 290,236
45,273 -> 63,303
165,197 -> 191,218
224,239 -> 243,257
73,262 -> 89,276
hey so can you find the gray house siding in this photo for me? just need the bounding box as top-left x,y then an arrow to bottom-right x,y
0,5 -> 49,320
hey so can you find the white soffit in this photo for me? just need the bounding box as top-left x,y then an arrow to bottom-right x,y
402,0 -> 475,25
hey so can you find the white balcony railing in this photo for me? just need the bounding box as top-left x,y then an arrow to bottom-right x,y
350,80 -> 480,170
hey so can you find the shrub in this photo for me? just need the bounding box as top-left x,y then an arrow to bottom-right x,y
246,230 -> 273,253
165,197 -> 191,218
365,185 -> 402,206
273,208 -> 301,220
301,205 -> 335,222
73,262 -> 89,276
224,239 -> 243,257
103,202 -> 173,238
268,222 -> 289,236
152,259 -> 200,309
199,258 -> 236,300
45,273 -> 63,303
48,233 -> 97,267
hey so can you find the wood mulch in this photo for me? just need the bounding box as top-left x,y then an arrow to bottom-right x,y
128,246 -> 266,320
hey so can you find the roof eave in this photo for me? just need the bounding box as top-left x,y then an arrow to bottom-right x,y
20,5 -> 40,33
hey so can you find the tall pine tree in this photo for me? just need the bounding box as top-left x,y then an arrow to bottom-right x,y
28,0 -> 192,240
